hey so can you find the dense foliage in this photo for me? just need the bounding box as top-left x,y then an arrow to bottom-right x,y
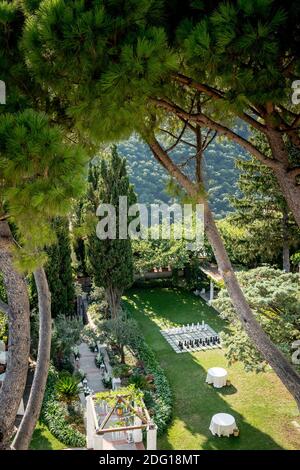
119,134 -> 246,218
41,368 -> 85,448
82,147 -> 137,317
45,218 -> 75,317
51,315 -> 82,371
213,267 -> 300,372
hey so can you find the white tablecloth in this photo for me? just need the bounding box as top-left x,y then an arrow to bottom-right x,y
0,351 -> 7,365
209,413 -> 236,437
206,367 -> 227,388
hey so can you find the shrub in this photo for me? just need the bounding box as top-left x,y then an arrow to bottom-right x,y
102,377 -> 112,389
112,364 -> 131,378
95,352 -> 104,368
128,373 -> 149,390
41,367 -> 86,448
55,373 -> 81,404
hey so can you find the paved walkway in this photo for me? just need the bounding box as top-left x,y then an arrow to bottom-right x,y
78,343 -> 104,393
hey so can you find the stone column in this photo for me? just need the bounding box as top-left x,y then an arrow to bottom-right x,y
209,279 -> 214,305
94,432 -> 104,450
146,423 -> 157,450
86,395 -> 95,449
133,416 -> 143,443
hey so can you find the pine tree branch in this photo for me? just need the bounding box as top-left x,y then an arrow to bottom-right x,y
172,72 -> 266,130
150,97 -> 281,170
159,128 -> 196,150
203,131 -> 217,151
159,95 -> 197,152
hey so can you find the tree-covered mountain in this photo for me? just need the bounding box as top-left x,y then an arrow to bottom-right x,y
118,134 -> 248,219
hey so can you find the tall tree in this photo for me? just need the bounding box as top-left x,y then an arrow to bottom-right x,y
45,218 -> 75,318
0,0 -> 89,448
23,0 -> 300,226
213,267 -> 300,373
230,156 -> 300,272
22,0 -> 300,407
85,147 -> 136,318
0,109 -> 87,448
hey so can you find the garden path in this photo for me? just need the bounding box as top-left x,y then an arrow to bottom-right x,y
78,343 -> 104,394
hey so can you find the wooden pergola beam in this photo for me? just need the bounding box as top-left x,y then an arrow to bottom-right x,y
98,398 -> 119,430
118,396 -> 148,425
96,423 -> 148,435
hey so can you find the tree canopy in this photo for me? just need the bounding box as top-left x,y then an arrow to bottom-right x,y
213,267 -> 300,372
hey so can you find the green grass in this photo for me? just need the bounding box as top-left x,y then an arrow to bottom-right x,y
123,286 -> 300,450
30,422 -> 65,450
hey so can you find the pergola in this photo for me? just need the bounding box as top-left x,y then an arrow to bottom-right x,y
86,391 -> 157,450
199,264 -> 223,305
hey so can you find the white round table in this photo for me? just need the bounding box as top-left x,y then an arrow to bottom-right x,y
209,413 -> 236,437
206,367 -> 227,388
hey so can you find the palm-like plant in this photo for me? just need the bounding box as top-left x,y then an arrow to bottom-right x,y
55,374 -> 81,404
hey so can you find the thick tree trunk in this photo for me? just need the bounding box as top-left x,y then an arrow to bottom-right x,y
273,167 -> 300,229
282,210 -> 290,273
106,286 -> 122,319
12,267 -> 52,450
282,242 -> 290,273
0,221 -> 30,449
146,135 -> 300,410
120,346 -> 125,364
266,131 -> 300,228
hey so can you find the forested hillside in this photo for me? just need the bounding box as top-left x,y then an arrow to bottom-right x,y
119,134 -> 248,218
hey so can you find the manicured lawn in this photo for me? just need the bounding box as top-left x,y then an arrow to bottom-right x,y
30,422 -> 65,450
123,286 -> 300,450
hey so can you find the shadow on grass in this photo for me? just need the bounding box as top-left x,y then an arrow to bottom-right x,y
30,423 -> 64,450
214,384 -> 238,396
123,286 -> 286,451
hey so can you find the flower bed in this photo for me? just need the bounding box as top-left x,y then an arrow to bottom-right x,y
40,367 -> 86,448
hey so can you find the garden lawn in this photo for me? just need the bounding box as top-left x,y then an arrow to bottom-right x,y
123,287 -> 300,450
30,422 -> 65,450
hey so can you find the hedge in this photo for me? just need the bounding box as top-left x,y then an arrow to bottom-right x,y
40,367 -> 86,448
132,333 -> 173,435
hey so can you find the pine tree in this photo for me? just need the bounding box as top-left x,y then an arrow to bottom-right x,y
22,0 -> 300,408
85,147 -> 137,318
230,156 -> 300,272
23,0 -> 300,226
0,1 -> 88,448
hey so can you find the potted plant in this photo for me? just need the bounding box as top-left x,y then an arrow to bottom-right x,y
233,428 -> 240,437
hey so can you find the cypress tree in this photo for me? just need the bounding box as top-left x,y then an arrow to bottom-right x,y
85,147 -> 137,318
45,218 -> 75,318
